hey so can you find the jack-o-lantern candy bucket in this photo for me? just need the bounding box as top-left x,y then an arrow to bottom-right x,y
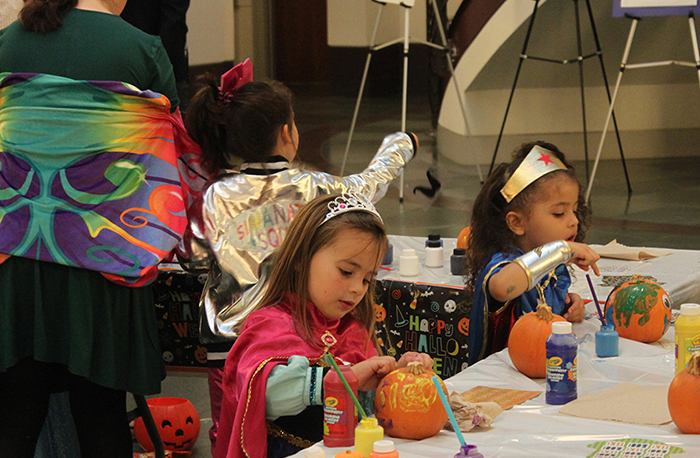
134,397 -> 200,453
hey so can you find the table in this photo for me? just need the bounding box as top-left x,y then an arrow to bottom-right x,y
289,318 -> 700,457
152,237 -> 700,370
568,244 -> 700,308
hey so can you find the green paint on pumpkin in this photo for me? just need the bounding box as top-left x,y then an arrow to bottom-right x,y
612,282 -> 660,328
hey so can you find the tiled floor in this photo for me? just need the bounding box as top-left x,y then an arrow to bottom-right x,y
157,88 -> 700,457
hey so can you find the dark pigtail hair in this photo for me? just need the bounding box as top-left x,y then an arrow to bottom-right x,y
184,73 -> 294,175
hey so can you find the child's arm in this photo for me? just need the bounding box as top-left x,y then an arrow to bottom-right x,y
265,356 -> 324,420
489,241 -> 600,303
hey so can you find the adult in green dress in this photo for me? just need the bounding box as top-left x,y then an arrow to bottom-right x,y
0,0 -> 179,456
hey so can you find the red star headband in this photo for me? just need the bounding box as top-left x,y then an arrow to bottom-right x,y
500,145 -> 568,203
217,58 -> 253,106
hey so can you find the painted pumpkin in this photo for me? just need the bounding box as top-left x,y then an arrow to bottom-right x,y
134,397 -> 200,452
604,275 -> 672,343
668,352 -> 700,434
508,303 -> 566,378
374,361 -> 448,440
456,226 -> 471,250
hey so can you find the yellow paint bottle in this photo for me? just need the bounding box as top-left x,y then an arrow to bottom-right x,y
354,418 -> 384,458
675,303 -> 700,374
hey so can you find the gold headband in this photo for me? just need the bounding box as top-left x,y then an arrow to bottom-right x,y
500,145 -> 568,203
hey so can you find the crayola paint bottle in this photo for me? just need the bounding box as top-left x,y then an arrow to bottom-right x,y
323,365 -> 358,447
545,321 -> 577,405
675,303 -> 700,374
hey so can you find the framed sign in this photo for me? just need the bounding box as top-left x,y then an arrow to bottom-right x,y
613,0 -> 700,17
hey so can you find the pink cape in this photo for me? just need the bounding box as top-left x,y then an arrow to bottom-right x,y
214,294 -> 377,458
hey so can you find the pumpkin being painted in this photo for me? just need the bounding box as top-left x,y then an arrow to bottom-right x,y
134,397 -> 200,453
604,275 -> 672,343
508,303 -> 566,378
374,361 -> 448,440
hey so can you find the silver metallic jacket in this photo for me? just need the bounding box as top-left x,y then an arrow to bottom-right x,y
181,132 -> 415,345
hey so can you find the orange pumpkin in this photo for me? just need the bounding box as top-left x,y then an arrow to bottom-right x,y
508,303 -> 566,378
668,352 -> 700,434
134,397 -> 200,452
456,226 -> 471,250
604,275 -> 672,343
374,361 -> 448,440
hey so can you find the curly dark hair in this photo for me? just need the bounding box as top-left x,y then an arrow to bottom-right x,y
184,74 -> 294,174
466,141 -> 591,291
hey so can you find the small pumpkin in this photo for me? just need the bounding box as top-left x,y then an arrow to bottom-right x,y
134,397 -> 200,452
456,226 -> 471,250
604,274 -> 672,343
374,361 -> 448,440
668,352 -> 700,434
508,303 -> 566,378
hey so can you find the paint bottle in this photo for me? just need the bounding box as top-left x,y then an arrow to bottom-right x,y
595,324 -> 619,358
306,445 -> 326,458
323,365 -> 358,447
545,321 -> 577,405
399,249 -> 419,277
425,240 -> 444,268
382,242 -> 393,265
425,233 -> 443,247
354,417 -> 384,458
368,440 -> 398,458
675,303 -> 700,374
454,444 -> 484,458
450,248 -> 467,276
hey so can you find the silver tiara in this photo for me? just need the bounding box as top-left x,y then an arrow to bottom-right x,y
321,192 -> 383,225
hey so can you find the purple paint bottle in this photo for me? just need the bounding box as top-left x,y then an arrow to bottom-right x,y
454,445 -> 484,458
545,321 -> 578,405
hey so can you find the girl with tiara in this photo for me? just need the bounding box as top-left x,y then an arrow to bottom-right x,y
180,59 -> 417,449
213,193 -> 432,458
466,141 -> 600,365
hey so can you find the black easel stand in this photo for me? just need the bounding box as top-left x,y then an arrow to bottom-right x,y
489,0 -> 631,196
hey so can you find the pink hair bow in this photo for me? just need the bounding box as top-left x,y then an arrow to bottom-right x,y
217,58 -> 253,106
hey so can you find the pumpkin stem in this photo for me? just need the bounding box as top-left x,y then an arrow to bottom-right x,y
630,273 -> 644,284
405,361 -> 426,375
688,352 -> 700,376
535,302 -> 554,321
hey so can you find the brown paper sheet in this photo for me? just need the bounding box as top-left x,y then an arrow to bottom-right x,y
558,382 -> 672,425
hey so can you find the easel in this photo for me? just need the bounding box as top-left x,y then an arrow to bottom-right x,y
490,0 -> 631,196
585,2 -> 700,202
340,0 -> 484,202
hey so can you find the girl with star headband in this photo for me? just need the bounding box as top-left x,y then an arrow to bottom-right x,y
215,193 -> 432,458
466,141 -> 600,364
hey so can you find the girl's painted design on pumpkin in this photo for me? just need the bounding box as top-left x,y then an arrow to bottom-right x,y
604,275 -> 672,343
374,362 -> 448,440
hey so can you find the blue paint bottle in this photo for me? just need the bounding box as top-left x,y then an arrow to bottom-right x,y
545,321 -> 577,405
595,324 -> 619,358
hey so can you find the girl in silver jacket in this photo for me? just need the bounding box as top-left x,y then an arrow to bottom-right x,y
179,60 -> 417,449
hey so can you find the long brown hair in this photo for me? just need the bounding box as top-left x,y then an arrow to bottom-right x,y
466,141 -> 590,290
234,194 -> 388,348
20,0 -> 78,33
184,74 -> 294,175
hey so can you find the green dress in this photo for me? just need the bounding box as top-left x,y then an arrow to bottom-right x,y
0,9 -> 179,394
